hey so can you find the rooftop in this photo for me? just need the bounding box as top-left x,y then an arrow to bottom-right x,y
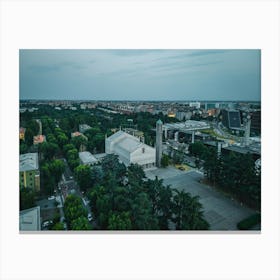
20,153 -> 39,172
33,135 -> 46,144
79,151 -> 98,164
19,206 -> 41,231
107,130 -> 154,153
163,120 -> 210,131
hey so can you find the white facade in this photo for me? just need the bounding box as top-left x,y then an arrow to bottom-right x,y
105,130 -> 156,169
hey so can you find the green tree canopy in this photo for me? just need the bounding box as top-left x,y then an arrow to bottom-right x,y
20,187 -> 35,211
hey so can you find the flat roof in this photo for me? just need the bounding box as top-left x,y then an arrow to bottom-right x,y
163,120 -> 210,131
19,206 -> 41,231
20,153 -> 39,172
79,151 -> 98,164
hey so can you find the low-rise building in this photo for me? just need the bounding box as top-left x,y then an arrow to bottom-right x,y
19,206 -> 41,231
33,135 -> 46,145
79,151 -> 98,166
19,127 -> 26,140
71,131 -> 88,140
19,153 -> 40,191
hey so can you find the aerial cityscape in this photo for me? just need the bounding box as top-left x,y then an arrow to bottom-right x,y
19,50 -> 261,231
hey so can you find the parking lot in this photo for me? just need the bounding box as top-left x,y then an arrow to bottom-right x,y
145,167 -> 257,230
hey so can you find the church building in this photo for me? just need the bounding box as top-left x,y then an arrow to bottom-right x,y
105,130 -> 156,170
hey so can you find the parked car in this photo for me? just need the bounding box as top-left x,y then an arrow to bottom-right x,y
42,220 -> 53,228
87,213 -> 93,222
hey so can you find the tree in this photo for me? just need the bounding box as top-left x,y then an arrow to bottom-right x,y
131,192 -> 159,230
51,222 -> 65,230
91,166 -> 104,186
108,212 -> 132,230
20,187 -> 35,210
74,165 -> 93,191
71,217 -> 92,230
101,154 -> 126,183
63,144 -> 76,155
20,141 -> 28,154
50,159 -> 65,184
161,154 -> 169,167
71,135 -> 87,151
57,133 -> 69,149
172,189 -> 209,230
64,195 -> 87,229
39,142 -> 59,160
189,142 -> 207,158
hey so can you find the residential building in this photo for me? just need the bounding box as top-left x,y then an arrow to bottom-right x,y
19,206 -> 41,231
71,131 -> 88,140
105,130 -> 156,169
33,135 -> 46,145
19,127 -> 26,140
19,153 -> 40,191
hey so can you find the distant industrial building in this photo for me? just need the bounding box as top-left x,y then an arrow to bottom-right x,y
221,109 -> 241,129
19,153 -> 40,191
176,111 -> 192,121
163,120 -> 210,133
19,206 -> 41,231
105,130 -> 156,169
189,102 -> 200,109
79,151 -> 98,166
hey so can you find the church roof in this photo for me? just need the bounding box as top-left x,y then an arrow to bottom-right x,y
107,130 -> 154,154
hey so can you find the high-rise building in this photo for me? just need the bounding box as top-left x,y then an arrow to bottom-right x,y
250,110 -> 261,134
221,109 -> 241,129
156,119 -> 163,167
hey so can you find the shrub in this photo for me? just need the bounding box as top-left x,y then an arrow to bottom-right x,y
237,213 -> 261,230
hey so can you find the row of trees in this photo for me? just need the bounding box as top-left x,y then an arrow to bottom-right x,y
64,194 -> 92,230
189,142 -> 261,210
40,159 -> 65,195
85,154 -> 209,230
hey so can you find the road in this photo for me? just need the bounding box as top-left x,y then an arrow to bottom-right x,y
57,158 -> 93,222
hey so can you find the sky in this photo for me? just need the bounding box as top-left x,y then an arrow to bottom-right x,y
19,49 -> 261,101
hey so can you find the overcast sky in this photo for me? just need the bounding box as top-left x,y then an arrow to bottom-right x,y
19,49 -> 261,101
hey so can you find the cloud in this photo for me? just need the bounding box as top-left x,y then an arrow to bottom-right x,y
28,64 -> 61,73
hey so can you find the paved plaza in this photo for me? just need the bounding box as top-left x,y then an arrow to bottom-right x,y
145,167 -> 257,230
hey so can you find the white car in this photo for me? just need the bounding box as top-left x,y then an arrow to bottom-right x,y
42,220 -> 53,228
87,213 -> 93,222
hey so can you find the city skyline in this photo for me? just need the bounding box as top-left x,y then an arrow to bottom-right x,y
20,49 -> 261,101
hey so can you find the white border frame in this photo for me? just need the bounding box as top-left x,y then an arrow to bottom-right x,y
1,1 -> 280,280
